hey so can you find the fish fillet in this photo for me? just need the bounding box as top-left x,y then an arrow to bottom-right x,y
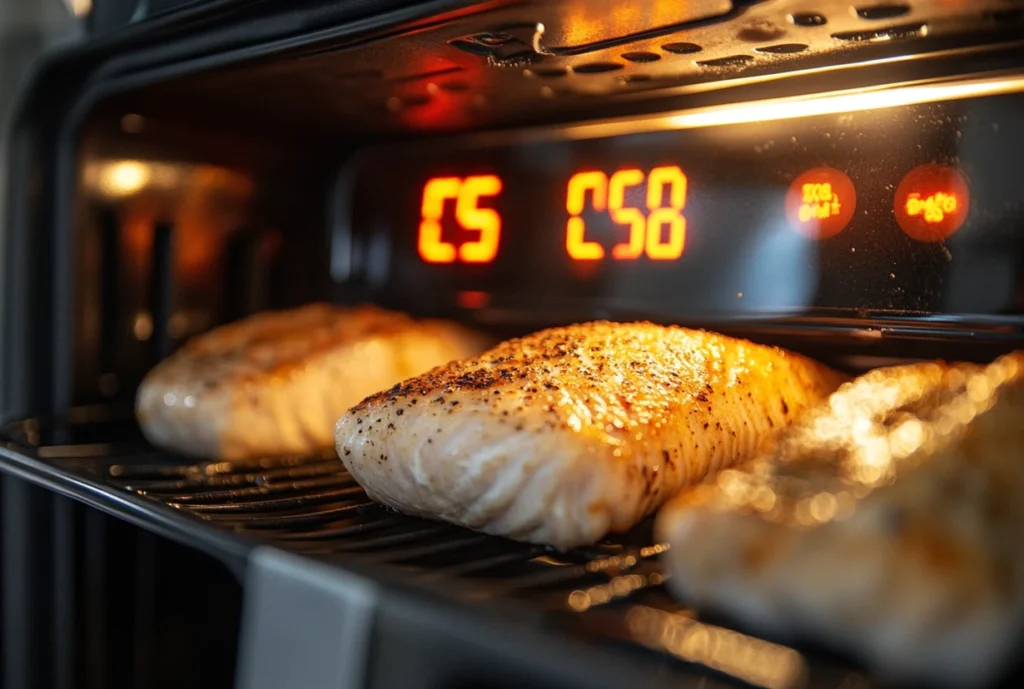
657,352 -> 1024,688
137,303 -> 486,459
335,322 -> 844,548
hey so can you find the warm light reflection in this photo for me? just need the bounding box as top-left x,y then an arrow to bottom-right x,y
543,0 -> 730,51
456,290 -> 490,309
666,78 -> 1024,130
99,160 -> 150,196
683,351 -> 1024,529
554,75 -> 1024,142
109,162 -> 254,335
86,159 -> 193,200
626,605 -> 807,689
65,0 -> 92,17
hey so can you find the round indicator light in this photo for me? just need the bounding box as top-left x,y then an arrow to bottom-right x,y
785,167 -> 857,239
893,164 -> 970,243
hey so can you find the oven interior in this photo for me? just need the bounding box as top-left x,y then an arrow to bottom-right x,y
4,1 -> 1024,688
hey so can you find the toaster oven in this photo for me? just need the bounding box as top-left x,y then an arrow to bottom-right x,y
4,1 -> 1024,687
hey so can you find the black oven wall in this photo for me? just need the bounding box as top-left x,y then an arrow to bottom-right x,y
70,103 -> 340,412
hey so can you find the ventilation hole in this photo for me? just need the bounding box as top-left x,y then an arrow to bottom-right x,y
572,62 -> 625,74
524,66 -> 569,78
855,4 -> 910,20
832,22 -> 925,41
756,43 -> 809,54
438,80 -> 470,92
661,42 -> 703,54
790,12 -> 827,26
696,54 -> 755,67
619,74 -> 653,83
621,51 -> 661,63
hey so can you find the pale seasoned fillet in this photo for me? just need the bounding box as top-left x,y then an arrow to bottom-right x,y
657,352 -> 1024,688
136,304 -> 486,459
336,322 -> 844,548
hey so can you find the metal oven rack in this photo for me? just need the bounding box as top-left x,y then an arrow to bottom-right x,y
0,411 -> 880,689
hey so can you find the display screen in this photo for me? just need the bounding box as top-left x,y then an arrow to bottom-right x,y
347,83 -> 1024,324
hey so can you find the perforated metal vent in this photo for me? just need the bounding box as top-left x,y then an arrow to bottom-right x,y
130,0 -> 1024,135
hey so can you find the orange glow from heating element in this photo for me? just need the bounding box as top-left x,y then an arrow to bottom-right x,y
418,175 -> 503,264
566,165 -> 688,261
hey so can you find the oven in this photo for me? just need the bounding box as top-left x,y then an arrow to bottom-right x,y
3,1 -> 1024,687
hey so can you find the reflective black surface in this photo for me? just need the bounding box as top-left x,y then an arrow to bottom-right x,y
352,90 -> 1024,323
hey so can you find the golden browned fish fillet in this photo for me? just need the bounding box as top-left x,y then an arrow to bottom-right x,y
136,303 -> 487,459
335,322 -> 844,548
657,352 -> 1024,688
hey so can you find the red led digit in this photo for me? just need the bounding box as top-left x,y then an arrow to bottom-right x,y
456,175 -> 503,263
418,177 -> 461,263
418,174 -> 504,264
609,168 -> 646,260
645,166 -> 687,260
565,171 -> 608,260
564,166 -> 690,262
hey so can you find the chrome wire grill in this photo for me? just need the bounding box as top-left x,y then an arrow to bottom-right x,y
105,452 -> 674,609
3,415 -> 885,688
92,443 -> 885,689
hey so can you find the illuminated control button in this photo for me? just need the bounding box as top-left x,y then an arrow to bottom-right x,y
894,164 -> 970,243
785,167 -> 856,239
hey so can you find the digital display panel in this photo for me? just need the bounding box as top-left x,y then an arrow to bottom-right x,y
347,81 -> 1024,324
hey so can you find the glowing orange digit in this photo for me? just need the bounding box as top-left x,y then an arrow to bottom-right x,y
418,175 -> 503,264
645,165 -> 687,260
456,175 -> 503,263
418,177 -> 461,263
565,171 -> 608,260
608,169 -> 646,260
